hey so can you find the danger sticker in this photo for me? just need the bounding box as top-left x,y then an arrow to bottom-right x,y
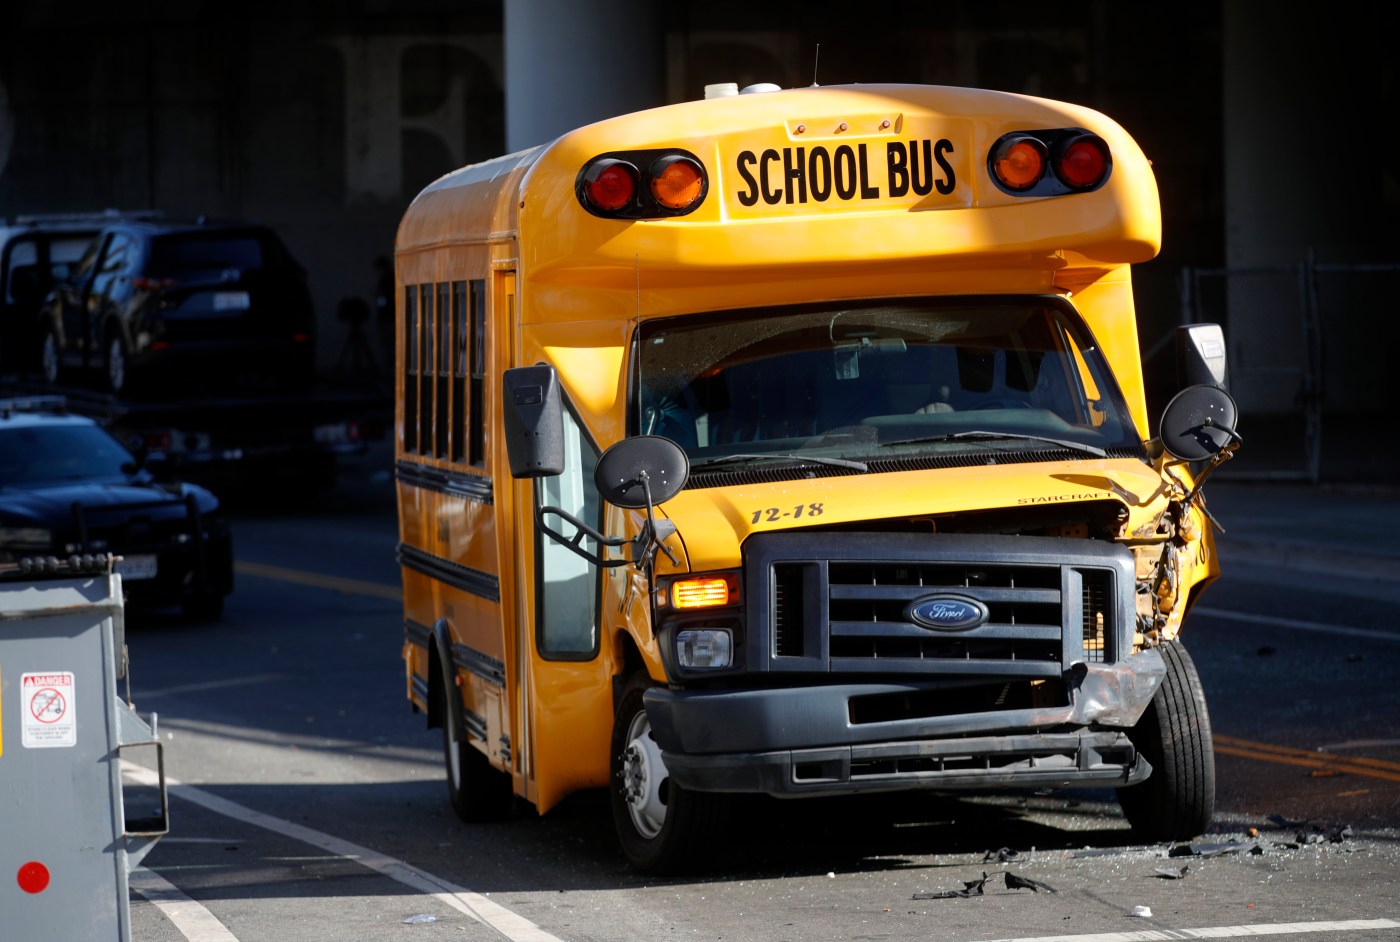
22,672 -> 76,748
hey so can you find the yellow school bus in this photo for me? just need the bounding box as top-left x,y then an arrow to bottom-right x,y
393,82 -> 1241,872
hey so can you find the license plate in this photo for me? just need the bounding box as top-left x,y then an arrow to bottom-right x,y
115,554 -> 158,581
213,291 -> 251,311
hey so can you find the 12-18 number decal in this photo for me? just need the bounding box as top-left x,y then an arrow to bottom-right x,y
750,503 -> 825,524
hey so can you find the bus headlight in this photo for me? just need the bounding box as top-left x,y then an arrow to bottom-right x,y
676,628 -> 733,669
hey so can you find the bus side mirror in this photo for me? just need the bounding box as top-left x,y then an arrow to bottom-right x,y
1159,384 -> 1240,461
502,365 -> 565,477
1176,323 -> 1229,391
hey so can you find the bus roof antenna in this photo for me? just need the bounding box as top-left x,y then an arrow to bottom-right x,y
810,44 -> 821,87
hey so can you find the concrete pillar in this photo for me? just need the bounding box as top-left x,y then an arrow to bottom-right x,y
1223,2 -> 1399,416
503,0 -> 664,152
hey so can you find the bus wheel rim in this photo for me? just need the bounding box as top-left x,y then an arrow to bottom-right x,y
621,711 -> 667,839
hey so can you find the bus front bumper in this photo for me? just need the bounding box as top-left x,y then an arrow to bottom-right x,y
643,652 -> 1163,797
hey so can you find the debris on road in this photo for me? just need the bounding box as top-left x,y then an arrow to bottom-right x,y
1004,872 -> 1057,894
1130,905 -> 1153,918
1154,865 -> 1191,879
912,870 -> 1058,899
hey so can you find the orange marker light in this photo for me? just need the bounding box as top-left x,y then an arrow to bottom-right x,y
670,574 -> 737,609
650,156 -> 705,210
992,136 -> 1046,191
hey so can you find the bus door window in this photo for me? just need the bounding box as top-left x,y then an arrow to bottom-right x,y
536,402 -> 600,658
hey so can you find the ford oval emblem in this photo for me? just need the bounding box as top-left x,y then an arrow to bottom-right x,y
908,595 -> 988,631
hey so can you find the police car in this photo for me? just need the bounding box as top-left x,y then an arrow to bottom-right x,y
0,397 -> 233,619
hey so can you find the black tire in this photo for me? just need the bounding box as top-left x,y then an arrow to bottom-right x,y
610,672 -> 727,874
439,654 -> 514,822
1117,640 -> 1216,841
104,330 -> 129,394
40,323 -> 62,385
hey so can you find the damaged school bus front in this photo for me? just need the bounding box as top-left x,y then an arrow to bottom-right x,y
508,290 -> 1238,873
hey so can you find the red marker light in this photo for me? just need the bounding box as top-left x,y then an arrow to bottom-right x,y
18,860 -> 50,894
1055,135 -> 1110,190
991,135 -> 1047,191
583,159 -> 638,212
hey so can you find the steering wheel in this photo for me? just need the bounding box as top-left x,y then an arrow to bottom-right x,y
964,397 -> 1034,410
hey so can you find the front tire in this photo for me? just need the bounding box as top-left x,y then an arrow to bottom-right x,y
610,672 -> 726,873
40,324 -> 62,385
104,330 -> 129,394
1117,640 -> 1216,841
439,653 -> 513,822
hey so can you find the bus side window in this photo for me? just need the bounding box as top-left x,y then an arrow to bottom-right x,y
436,282 -> 451,459
403,285 -> 419,454
451,281 -> 467,463
419,284 -> 434,454
536,403 -> 599,657
469,278 -> 486,466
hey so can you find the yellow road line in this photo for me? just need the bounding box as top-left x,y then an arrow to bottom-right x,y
1215,733 -> 1400,784
234,560 -> 401,601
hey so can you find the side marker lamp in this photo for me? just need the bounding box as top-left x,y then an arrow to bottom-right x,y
669,574 -> 738,609
677,628 -> 733,669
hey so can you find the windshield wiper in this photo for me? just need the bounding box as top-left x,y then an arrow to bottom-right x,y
881,429 -> 1108,458
690,452 -> 869,472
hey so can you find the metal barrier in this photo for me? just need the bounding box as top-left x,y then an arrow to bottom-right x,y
0,556 -> 167,941
1166,252 -> 1400,483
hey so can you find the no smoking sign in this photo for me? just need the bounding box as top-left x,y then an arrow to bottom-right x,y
21,672 -> 76,748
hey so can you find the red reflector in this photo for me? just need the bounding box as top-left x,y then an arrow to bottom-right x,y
1056,136 -> 1109,189
17,861 -> 50,894
584,160 -> 638,212
150,340 -> 170,351
292,333 -> 311,343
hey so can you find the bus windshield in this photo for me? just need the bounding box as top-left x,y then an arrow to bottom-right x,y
634,297 -> 1144,476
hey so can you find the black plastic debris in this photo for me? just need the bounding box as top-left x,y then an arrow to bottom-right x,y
913,871 -> 991,899
1331,825 -> 1353,843
1004,872 -> 1057,894
1168,840 -> 1244,858
912,870 -> 1058,899
983,847 -> 1021,863
1153,865 -> 1191,879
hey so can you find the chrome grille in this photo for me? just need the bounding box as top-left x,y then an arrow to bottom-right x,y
746,532 -> 1133,677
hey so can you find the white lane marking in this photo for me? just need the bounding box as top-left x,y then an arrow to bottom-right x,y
136,673 -> 288,699
976,917 -> 1400,942
129,868 -> 241,942
123,761 -> 564,942
1195,606 -> 1400,643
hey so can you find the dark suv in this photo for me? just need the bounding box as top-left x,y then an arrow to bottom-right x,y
40,218 -> 316,395
1,211 -> 156,374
